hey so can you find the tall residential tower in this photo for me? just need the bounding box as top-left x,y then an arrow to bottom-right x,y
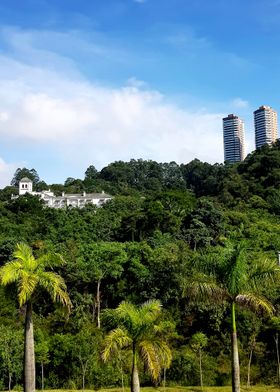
223,114 -> 245,163
254,105 -> 278,149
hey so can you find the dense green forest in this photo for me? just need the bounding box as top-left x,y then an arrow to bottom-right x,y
1,142 -> 280,390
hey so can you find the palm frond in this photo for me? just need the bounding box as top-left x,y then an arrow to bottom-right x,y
115,301 -> 142,333
38,271 -> 71,308
102,327 -> 132,362
184,274 -> 229,303
0,261 -> 23,285
139,300 -> 162,324
225,242 -> 247,296
139,340 -> 161,381
150,337 -> 172,368
235,292 -> 274,316
249,257 -> 280,289
0,243 -> 70,309
139,338 -> 172,380
18,271 -> 39,306
13,243 -> 36,271
13,243 -> 32,261
115,301 -> 137,320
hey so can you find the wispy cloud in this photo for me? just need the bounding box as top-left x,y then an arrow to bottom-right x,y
126,77 -> 149,88
164,26 -> 210,50
0,26 -> 130,68
161,25 -> 255,73
0,26 -> 224,186
231,97 -> 249,109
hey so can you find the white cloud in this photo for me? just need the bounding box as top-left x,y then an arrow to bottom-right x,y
0,27 -> 224,186
231,97 -> 249,109
0,61 -> 223,159
126,77 -> 148,89
0,112 -> 9,121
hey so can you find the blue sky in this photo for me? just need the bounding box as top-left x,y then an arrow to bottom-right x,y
0,0 -> 280,186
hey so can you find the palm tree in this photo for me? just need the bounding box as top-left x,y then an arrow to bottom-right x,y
0,243 -> 71,392
102,300 -> 172,392
184,242 -> 279,392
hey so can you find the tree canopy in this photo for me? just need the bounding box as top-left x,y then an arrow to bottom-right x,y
0,144 -> 280,390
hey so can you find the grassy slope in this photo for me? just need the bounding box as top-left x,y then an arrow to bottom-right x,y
44,387 -> 279,392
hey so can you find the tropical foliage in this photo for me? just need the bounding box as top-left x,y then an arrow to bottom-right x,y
102,300 -> 172,392
0,244 -> 71,392
183,243 -> 279,392
0,143 -> 280,390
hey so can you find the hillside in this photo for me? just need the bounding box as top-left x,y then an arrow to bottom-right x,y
0,143 -> 280,389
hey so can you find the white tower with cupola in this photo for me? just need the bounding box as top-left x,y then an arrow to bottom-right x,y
19,177 -> 33,195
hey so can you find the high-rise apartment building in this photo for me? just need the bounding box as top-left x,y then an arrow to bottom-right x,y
223,114 -> 245,163
254,105 -> 278,149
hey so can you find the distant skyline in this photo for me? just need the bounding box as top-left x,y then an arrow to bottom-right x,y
1,0 -> 280,187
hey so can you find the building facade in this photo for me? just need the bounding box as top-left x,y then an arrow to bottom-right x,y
254,105 -> 278,149
13,177 -> 112,208
223,114 -> 245,163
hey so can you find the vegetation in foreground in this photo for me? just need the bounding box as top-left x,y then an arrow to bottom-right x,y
38,387 -> 280,392
1,143 -> 280,391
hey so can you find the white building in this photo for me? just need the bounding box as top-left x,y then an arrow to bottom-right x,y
13,177 -> 112,208
254,105 -> 278,149
223,114 -> 245,163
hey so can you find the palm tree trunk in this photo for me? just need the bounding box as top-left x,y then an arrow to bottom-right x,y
231,302 -> 240,392
274,333 -> 280,385
24,301 -> 35,392
131,344 -> 140,392
96,279 -> 101,329
199,348 -> 203,390
41,362 -> 44,391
